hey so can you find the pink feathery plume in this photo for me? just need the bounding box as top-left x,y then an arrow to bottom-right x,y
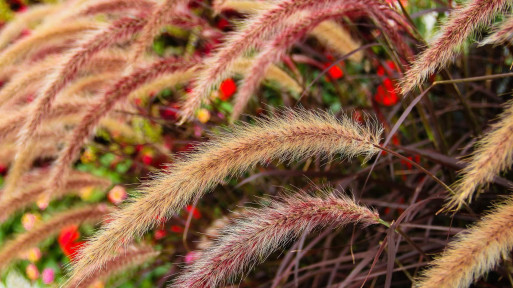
232,1 -> 399,119
180,0 -> 341,123
400,0 -> 510,94
3,16 -> 148,198
77,0 -> 156,17
172,192 -> 379,287
46,57 -> 199,198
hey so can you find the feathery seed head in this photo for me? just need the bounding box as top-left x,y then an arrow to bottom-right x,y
172,191 -> 378,287
445,99 -> 513,211
0,204 -> 114,271
46,57 -> 199,200
400,0 -> 511,94
64,245 -> 158,288
417,196 -> 513,288
69,109 -> 382,282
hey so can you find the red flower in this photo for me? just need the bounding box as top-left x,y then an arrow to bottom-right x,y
377,60 -> 398,77
374,78 -> 398,106
323,62 -> 344,80
58,225 -> 84,261
186,205 -> 201,219
154,229 -> 167,240
219,78 -> 237,101
58,225 -> 79,247
170,225 -> 184,233
142,154 -> 153,165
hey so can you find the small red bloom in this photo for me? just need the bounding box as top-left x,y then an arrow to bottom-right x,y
142,154 -> 153,165
170,225 -> 184,233
186,205 -> 201,219
64,241 -> 85,262
374,78 -> 398,106
377,60 -> 398,77
392,134 -> 400,145
58,225 -> 84,261
154,229 -> 167,240
58,225 -> 79,247
323,63 -> 344,80
219,78 -> 237,101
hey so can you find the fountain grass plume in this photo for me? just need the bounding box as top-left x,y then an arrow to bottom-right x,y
69,108 -> 382,283
445,99 -> 513,211
179,0 -> 339,122
0,19 -> 100,69
231,59 -> 301,94
0,142 -> 59,167
417,195 -> 513,288
77,0 -> 156,17
64,245 -> 158,288
0,4 -> 59,50
232,3 -> 371,120
481,16 -> 513,45
17,15 -> 147,147
0,98 -> 91,142
213,0 -> 362,61
0,54 -> 123,109
47,57 -> 199,198
3,16 -> 148,198
0,204 -> 114,271
400,0 -> 510,94
172,191 -> 379,287
127,57 -> 299,107
180,0 -> 405,122
0,172 -> 111,223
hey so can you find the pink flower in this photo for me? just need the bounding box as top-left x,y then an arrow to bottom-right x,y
26,263 -> 39,281
21,213 -> 40,230
25,247 -> 41,263
42,268 -> 55,284
186,205 -> 202,219
108,185 -> 127,205
36,194 -> 49,210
